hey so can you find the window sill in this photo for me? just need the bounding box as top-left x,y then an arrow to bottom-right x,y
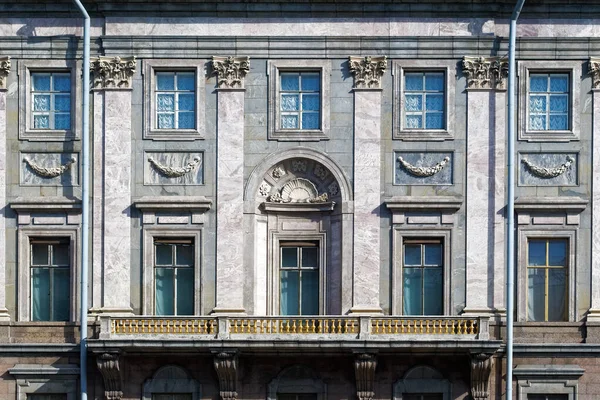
269,129 -> 329,141
20,129 -> 78,142
519,129 -> 578,142
144,129 -> 204,141
394,129 -> 453,141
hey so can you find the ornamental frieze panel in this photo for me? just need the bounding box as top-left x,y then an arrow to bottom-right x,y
144,152 -> 204,185
395,152 -> 453,185
21,152 -> 79,186
348,56 -> 387,89
0,56 -> 10,90
91,56 -> 136,90
212,56 -> 250,89
518,153 -> 578,186
462,56 -> 508,90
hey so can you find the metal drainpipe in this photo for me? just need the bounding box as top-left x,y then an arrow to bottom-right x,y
71,1 -> 90,400
507,1 -> 525,399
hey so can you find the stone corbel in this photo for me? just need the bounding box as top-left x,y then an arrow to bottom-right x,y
214,351 -> 238,400
354,353 -> 377,400
462,56 -> 508,90
348,56 -> 387,89
212,56 -> 250,89
0,56 -> 10,90
590,57 -> 600,89
91,56 -> 136,89
96,352 -> 124,400
470,353 -> 494,400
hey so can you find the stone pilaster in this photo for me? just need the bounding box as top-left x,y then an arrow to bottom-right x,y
211,56 -> 249,314
462,56 -> 508,317
213,351 -> 238,400
470,353 -> 494,400
588,57 -> 600,322
348,56 -> 385,314
354,353 -> 377,400
96,352 -> 123,400
91,56 -> 135,315
0,56 -> 9,320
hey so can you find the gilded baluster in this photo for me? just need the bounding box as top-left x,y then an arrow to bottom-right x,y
469,320 -> 475,334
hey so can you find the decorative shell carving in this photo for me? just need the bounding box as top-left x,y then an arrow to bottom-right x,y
521,156 -> 575,178
23,157 -> 76,178
148,156 -> 202,178
267,178 -> 328,203
397,156 -> 450,177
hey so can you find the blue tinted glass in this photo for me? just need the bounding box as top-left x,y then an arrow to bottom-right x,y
529,95 -> 547,113
178,112 -> 195,129
301,74 -> 320,91
425,73 -> 444,91
548,269 -> 566,321
53,268 -> 70,321
425,113 -> 444,129
281,115 -> 298,129
425,94 -> 444,111
281,94 -> 299,111
404,244 -> 421,266
155,268 -> 174,315
302,247 -> 318,268
280,270 -> 299,315
281,74 -> 299,91
529,75 -> 548,92
550,75 -> 568,92
405,115 -> 422,129
423,268 -> 443,315
549,115 -> 568,130
424,244 -> 442,266
301,94 -> 320,111
156,73 -> 175,90
53,75 -> 71,92
281,248 -> 297,268
548,241 -> 566,266
549,95 -> 568,112
32,268 -> 50,321
175,244 -> 193,266
405,74 -> 423,91
178,93 -> 195,111
529,115 -> 546,130
302,113 -> 319,129
156,243 -> 172,265
405,94 -> 423,111
177,73 -> 195,91
55,95 -> 71,112
176,268 -> 194,315
403,268 -> 423,315
54,113 -> 71,129
528,240 -> 546,266
32,74 -> 51,91
301,270 -> 319,315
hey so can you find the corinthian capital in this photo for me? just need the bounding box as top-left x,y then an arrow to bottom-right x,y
91,56 -> 136,90
462,56 -> 508,90
212,56 -> 250,89
0,57 -> 11,90
590,57 -> 600,89
348,56 -> 387,89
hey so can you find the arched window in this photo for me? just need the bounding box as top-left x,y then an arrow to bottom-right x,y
268,365 -> 326,400
393,366 -> 451,400
142,365 -> 201,400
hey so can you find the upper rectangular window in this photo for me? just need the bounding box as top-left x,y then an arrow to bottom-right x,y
268,60 -> 331,141
528,73 -> 569,131
30,239 -> 70,322
280,242 -> 319,316
31,73 -> 71,130
143,60 -> 205,140
402,239 -> 443,316
404,72 -> 445,130
154,239 -> 195,316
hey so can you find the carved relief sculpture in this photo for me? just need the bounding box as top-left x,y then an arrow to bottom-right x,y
470,353 -> 494,400
328,182 -> 340,196
91,56 -> 136,89
314,163 -> 328,180
271,165 -> 286,179
0,56 -> 10,90
291,159 -> 307,173
348,56 -> 387,89
397,156 -> 450,177
590,57 -> 600,89
214,352 -> 238,400
259,181 -> 271,197
23,156 -> 76,178
267,178 -> 329,203
462,56 -> 508,90
212,56 -> 250,89
148,155 -> 202,178
521,155 -> 574,178
354,353 -> 377,400
96,352 -> 123,400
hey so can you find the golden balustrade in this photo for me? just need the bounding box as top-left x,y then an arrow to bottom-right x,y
370,318 -> 479,335
229,317 -> 360,334
111,318 -> 217,335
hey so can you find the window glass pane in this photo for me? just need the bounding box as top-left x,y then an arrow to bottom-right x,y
405,115 -> 422,129
529,75 -> 548,92
52,243 -> 70,266
403,268 -> 423,315
157,73 -> 175,90
527,268 -> 546,321
301,73 -> 320,91
528,241 -> 546,266
177,73 -> 195,90
425,94 -> 444,111
548,268 -> 566,321
550,75 -> 568,92
300,270 -> 319,315
301,94 -> 320,111
549,95 -> 568,112
32,243 -> 49,265
301,247 -> 318,268
280,270 -> 299,315
281,248 -> 297,268
176,268 -> 194,315
53,268 -> 70,321
548,240 -> 566,266
425,113 -> 443,129
32,268 -> 50,321
156,243 -> 173,265
158,113 -> 175,129
549,115 -> 568,130
281,94 -> 299,111
178,93 -> 195,111
405,94 -> 423,111
302,113 -> 320,130
280,74 -> 300,91
404,245 -> 421,266
178,112 -> 195,129
425,73 -> 444,91
54,95 -> 71,112
529,95 -> 547,113
529,115 -> 546,131
405,74 -> 423,91
29,395 -> 69,400
175,244 -> 194,266
33,115 -> 50,129
424,244 -> 442,266
32,74 -> 51,91
423,268 -> 443,315
53,75 -> 71,92
155,268 -> 174,315
281,115 -> 299,129
54,114 -> 71,130
157,94 -> 175,111
33,94 -> 51,111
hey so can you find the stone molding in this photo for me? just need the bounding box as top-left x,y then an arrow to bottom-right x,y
470,353 -> 494,400
212,56 -> 250,89
462,56 -> 508,90
0,56 -> 10,90
213,351 -> 238,400
91,56 -> 136,90
348,56 -> 387,89
590,57 -> 600,90
96,352 -> 124,400
354,353 -> 377,400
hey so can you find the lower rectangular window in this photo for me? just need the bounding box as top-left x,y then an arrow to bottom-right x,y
30,239 -> 70,321
278,394 -> 317,400
404,395 -> 443,400
280,242 -> 319,316
402,239 -> 443,316
153,395 -> 193,400
154,239 -> 194,316
527,239 -> 567,321
528,395 -> 568,400
28,395 -> 68,400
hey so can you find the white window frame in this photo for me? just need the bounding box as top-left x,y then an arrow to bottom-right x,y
268,60 -> 331,141
19,59 -> 80,141
143,59 -> 205,140
518,61 -> 581,142
393,60 -> 455,141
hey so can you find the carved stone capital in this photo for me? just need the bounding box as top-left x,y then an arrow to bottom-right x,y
214,351 -> 238,400
462,56 -> 508,90
0,56 -> 10,90
212,56 -> 250,89
96,352 -> 123,400
91,56 -> 136,90
470,353 -> 494,400
348,56 -> 387,89
354,353 -> 377,400
590,57 -> 600,89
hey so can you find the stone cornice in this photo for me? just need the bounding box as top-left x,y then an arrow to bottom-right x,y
91,56 -> 136,90
462,56 -> 508,90
348,56 -> 387,89
590,57 -> 600,90
212,56 -> 250,89
0,56 -> 10,90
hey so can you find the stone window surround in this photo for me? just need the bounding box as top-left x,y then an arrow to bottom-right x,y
392,60 -> 456,141
18,59 -> 81,141
393,365 -> 452,400
518,60 -> 581,142
267,365 -> 326,400
8,364 -> 79,400
513,364 -> 584,400
142,228 -> 203,316
267,60 -> 331,141
142,365 -> 201,400
143,59 -> 206,141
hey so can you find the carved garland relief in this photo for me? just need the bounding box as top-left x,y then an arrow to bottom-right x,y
0,56 -> 10,90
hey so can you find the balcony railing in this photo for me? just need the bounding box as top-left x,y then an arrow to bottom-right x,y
99,315 -> 489,340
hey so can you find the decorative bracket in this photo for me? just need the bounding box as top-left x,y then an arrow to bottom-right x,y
23,157 -> 76,178
91,56 -> 136,89
348,56 -> 387,89
148,155 -> 202,178
96,352 -> 123,400
462,56 -> 508,90
470,353 -> 494,400
522,156 -> 574,178
590,57 -> 600,89
397,156 -> 450,177
0,56 -> 10,90
212,56 -> 250,89
354,353 -> 377,400
214,351 -> 238,400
